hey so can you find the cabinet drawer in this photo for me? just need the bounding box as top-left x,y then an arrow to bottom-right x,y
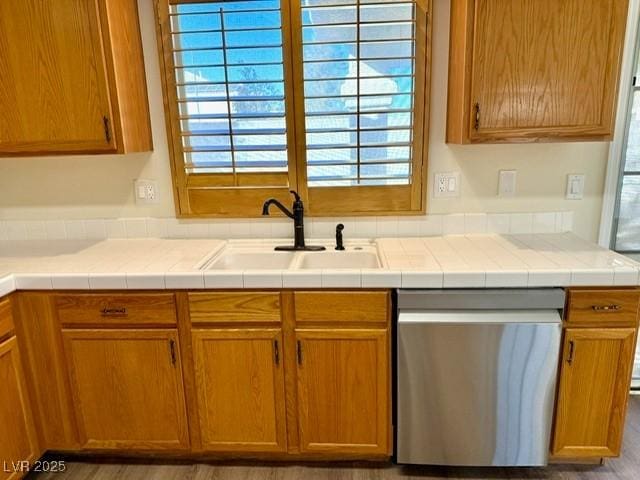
566,289 -> 640,327
55,294 -> 177,326
294,291 -> 389,325
188,292 -> 281,324
0,297 -> 14,340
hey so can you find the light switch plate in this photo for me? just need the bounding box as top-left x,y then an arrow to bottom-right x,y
134,179 -> 159,204
498,170 -> 517,197
434,172 -> 460,198
566,174 -> 585,200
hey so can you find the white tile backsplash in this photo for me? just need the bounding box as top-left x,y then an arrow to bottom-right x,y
5,221 -> 27,240
24,221 -> 47,240
464,214 -> 487,234
486,213 -> 510,234
509,213 -> 533,234
442,214 -> 465,234
84,219 -> 107,239
45,220 -> 67,239
532,212 -> 557,234
64,220 -> 86,240
0,212 -> 574,241
124,218 -> 148,238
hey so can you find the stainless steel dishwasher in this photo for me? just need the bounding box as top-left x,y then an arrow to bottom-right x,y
396,289 -> 565,467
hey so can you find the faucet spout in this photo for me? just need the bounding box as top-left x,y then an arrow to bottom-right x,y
262,198 -> 294,219
260,190 -> 325,252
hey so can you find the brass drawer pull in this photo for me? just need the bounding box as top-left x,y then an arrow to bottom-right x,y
100,307 -> 128,317
591,305 -> 622,312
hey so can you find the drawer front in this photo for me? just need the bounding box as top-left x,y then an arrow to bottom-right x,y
188,292 -> 281,324
566,289 -> 640,327
55,294 -> 177,326
294,291 -> 389,325
0,297 -> 14,339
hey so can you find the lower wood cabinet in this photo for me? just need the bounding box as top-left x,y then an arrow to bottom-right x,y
295,328 -> 389,454
191,329 -> 287,452
0,336 -> 39,480
9,289 -> 388,460
61,329 -> 190,451
552,327 -> 637,458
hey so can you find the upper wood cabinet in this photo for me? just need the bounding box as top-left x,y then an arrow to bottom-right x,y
61,329 -> 189,450
0,336 -> 39,480
0,0 -> 152,156
447,0 -> 628,143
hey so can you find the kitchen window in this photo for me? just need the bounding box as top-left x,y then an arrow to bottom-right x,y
156,0 -> 430,217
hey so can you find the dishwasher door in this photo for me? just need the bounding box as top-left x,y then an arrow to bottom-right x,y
397,309 -> 562,467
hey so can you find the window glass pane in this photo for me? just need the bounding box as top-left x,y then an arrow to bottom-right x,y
615,176 -> 640,251
301,0 -> 416,187
170,1 -> 289,176
624,90 -> 640,172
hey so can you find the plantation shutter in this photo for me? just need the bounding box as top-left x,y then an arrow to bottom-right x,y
161,0 -> 298,216
292,0 -> 428,214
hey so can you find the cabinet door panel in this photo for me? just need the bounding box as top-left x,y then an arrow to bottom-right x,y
0,337 -> 39,480
552,328 -> 636,457
0,0 -> 115,154
192,329 -> 287,452
62,329 -> 189,450
470,0 -> 624,139
296,329 -> 389,454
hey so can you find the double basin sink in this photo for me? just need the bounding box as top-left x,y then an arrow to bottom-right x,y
200,242 -> 381,270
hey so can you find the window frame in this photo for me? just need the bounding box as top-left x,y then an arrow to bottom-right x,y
155,0 -> 432,217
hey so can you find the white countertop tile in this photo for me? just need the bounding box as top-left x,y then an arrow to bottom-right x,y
126,273 -> 166,290
0,233 -> 636,294
243,271 -> 283,289
321,270 -> 361,288
204,271 -> 244,289
282,270 -> 322,289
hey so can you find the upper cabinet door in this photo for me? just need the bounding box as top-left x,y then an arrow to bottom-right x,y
0,0 -> 115,154
0,0 -> 152,156
447,0 -> 628,143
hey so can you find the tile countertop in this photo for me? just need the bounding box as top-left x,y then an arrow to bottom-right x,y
0,233 -> 638,297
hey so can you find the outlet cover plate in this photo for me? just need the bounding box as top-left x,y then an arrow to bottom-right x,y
566,174 -> 585,200
134,179 -> 159,204
498,170 -> 517,197
434,172 -> 460,198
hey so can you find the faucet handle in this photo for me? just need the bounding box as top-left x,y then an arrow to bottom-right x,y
289,190 -> 301,202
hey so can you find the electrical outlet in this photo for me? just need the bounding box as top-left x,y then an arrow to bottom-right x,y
434,172 -> 460,198
134,179 -> 159,204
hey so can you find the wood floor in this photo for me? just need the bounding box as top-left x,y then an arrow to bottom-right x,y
28,396 -> 640,480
